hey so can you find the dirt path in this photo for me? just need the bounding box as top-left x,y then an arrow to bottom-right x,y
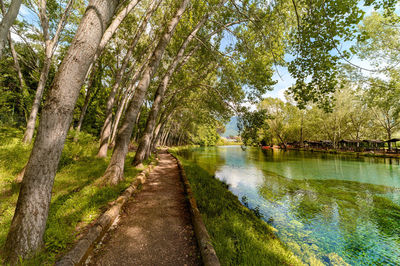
88,151 -> 201,266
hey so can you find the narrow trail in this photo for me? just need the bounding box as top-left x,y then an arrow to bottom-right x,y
88,150 -> 201,266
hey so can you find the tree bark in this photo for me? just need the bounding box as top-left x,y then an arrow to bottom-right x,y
4,0 -> 119,263
97,0 -> 159,157
101,0 -> 189,185
133,13 -> 208,165
0,0 -> 22,58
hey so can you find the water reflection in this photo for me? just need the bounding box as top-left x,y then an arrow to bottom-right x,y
178,146 -> 400,265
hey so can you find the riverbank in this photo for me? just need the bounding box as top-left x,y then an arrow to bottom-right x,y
0,127 -> 152,264
169,148 -> 303,265
175,145 -> 400,265
275,147 -> 400,159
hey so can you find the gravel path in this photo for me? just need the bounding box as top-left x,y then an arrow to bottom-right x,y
88,151 -> 201,266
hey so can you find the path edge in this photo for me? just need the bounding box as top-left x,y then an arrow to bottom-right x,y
169,151 -> 221,266
55,160 -> 157,266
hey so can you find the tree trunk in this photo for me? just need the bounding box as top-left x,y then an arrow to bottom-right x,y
133,13 -> 208,165
110,91 -> 130,145
97,82 -> 119,157
8,32 -> 27,94
177,130 -> 183,146
8,32 -> 28,121
75,84 -> 94,133
4,0 -> 119,263
100,0 -> 189,185
74,59 -> 101,135
22,58 -> 51,143
152,120 -> 166,149
0,0 -> 22,57
162,127 -> 171,146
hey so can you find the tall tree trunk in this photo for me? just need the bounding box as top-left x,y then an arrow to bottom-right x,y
133,14 -> 208,165
162,130 -> 168,146
101,0 -> 189,185
97,0 -> 158,157
0,0 -> 22,57
75,85 -> 93,132
74,60 -> 98,134
110,91 -> 130,145
4,0 -> 119,263
22,58 -> 51,143
152,120 -> 166,149
159,130 -> 165,146
162,127 -> 171,146
8,32 -> 27,96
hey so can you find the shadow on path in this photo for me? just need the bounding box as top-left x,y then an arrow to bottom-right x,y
88,150 -> 201,266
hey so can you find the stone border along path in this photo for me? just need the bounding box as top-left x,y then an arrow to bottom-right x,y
56,161 -> 156,266
169,151 -> 220,266
75,149 -> 220,266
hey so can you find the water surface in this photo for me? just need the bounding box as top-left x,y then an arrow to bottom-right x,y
178,146 -> 400,265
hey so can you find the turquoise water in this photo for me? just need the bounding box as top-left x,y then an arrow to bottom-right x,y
178,146 -> 400,265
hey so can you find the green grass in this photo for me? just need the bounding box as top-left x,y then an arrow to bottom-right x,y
0,127 -> 148,265
170,149 -> 303,266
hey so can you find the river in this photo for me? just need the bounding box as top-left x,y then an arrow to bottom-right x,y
177,146 -> 400,265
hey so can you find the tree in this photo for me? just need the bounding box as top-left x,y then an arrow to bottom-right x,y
258,97 -> 302,147
4,0 -> 121,262
364,73 -> 400,148
132,4 -> 215,165
357,11 -> 400,70
238,108 -> 268,146
287,0 -> 398,108
100,0 -> 190,185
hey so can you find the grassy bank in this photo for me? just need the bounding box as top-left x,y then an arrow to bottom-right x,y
292,147 -> 400,159
170,149 -> 303,265
0,127 -> 148,265
216,138 -> 242,146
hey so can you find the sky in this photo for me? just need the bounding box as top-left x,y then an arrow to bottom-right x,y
265,65 -> 294,101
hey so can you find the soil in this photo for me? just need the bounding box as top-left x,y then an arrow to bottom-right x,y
87,150 -> 201,266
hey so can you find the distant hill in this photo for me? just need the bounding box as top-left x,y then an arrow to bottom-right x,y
222,116 -> 239,137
